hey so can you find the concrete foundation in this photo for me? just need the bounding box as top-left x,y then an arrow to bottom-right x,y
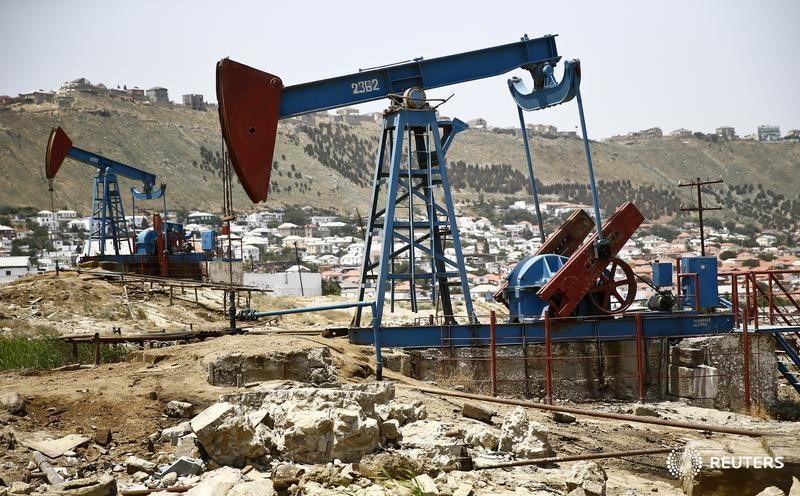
203,346 -> 337,387
682,436 -> 800,495
384,334 -> 779,413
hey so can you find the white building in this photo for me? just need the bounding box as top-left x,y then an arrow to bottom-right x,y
244,268 -> 322,296
0,256 -> 32,284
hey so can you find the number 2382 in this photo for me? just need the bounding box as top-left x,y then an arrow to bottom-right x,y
351,79 -> 380,94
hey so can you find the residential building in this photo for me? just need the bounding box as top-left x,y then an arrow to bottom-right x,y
528,124 -> 558,138
0,256 -> 32,284
146,87 -> 169,105
468,118 -> 489,131
182,94 -> 206,110
19,90 -> 55,104
187,211 -> 219,225
784,130 -> 800,141
669,128 -> 693,138
758,125 -> 781,142
127,87 -> 146,100
715,127 -> 737,140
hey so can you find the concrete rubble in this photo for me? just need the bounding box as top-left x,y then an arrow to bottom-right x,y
1,330 -> 797,496
498,407 -> 554,458
0,392 -> 25,416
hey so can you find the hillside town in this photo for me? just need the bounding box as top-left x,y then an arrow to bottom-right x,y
2,201 -> 799,307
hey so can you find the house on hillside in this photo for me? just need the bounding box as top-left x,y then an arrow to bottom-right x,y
127,87 -> 146,100
0,256 -> 32,284
182,94 -> 206,110
716,127 -> 737,140
19,90 -> 55,104
758,125 -> 781,142
146,87 -> 169,105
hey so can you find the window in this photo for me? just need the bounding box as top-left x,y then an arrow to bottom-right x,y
5,270 -> 10,276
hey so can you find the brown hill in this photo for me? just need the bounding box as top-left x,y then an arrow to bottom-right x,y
1,91 -> 798,225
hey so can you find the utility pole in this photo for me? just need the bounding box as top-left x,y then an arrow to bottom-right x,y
293,241 -> 305,297
679,178 -> 723,256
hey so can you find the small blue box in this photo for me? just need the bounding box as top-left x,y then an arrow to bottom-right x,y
651,261 -> 673,287
680,256 -> 719,308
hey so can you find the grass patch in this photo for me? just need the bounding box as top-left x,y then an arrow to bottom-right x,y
0,336 -> 129,370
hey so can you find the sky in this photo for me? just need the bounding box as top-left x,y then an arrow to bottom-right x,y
1,0 -> 798,138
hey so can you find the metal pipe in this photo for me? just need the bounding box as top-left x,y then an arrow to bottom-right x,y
516,106 -> 545,243
93,332 -> 100,366
745,275 -> 751,328
635,313 -> 645,403
732,274 -> 739,327
490,311 -> 497,397
372,302 -> 383,380
575,86 -> 603,240
743,308 -> 752,415
545,314 -> 553,405
694,273 -> 700,311
33,451 -> 65,485
768,273 -> 774,325
248,300 -> 375,318
473,447 -> 674,470
405,385 -> 774,437
752,273 -> 759,330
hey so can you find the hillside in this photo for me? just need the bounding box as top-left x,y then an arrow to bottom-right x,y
1,90 -> 799,228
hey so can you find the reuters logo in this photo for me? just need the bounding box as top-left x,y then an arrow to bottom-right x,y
666,448 -> 703,479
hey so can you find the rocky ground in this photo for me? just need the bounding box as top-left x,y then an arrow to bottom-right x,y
1,271 -> 799,495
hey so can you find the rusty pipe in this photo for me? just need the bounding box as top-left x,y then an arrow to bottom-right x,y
406,386 -> 774,437
474,447 -> 674,470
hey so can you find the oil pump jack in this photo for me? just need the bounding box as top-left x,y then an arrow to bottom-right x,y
216,34 -> 736,380
216,34 -> 634,327
45,126 -> 213,278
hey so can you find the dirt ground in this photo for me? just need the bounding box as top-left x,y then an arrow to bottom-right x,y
1,271 -> 798,494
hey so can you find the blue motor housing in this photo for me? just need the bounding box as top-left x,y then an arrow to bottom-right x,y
680,256 -> 719,308
135,228 -> 157,255
201,230 -> 217,252
502,254 -> 568,322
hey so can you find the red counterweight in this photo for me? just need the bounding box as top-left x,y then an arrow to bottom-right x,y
537,202 -> 644,317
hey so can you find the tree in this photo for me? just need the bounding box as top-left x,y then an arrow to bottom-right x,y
719,250 -> 737,260
322,280 -> 341,296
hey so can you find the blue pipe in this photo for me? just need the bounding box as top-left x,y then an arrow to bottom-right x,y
575,85 -> 603,240
516,106 -> 546,243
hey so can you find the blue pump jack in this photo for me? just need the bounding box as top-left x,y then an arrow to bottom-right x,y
216,34 -> 582,329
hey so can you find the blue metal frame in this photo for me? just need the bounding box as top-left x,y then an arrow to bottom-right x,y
348,312 -> 736,348
278,35 -> 560,118
89,172 -> 130,256
66,146 -> 163,198
354,109 -> 475,329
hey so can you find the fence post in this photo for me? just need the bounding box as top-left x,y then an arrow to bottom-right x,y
768,274 -> 774,325
635,313 -> 645,403
752,274 -> 759,330
732,274 -> 739,327
93,333 -> 100,366
742,309 -> 752,415
490,311 -> 497,397
545,314 -> 553,405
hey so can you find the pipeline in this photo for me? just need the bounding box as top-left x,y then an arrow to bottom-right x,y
474,447 -> 674,470
406,386 -> 774,438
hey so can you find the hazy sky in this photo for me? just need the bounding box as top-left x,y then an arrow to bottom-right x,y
2,0 -> 798,138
